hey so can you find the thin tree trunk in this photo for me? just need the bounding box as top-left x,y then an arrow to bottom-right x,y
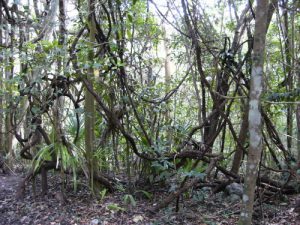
231,104 -> 248,174
0,0 -> 4,156
85,0 -> 96,190
5,8 -> 14,159
55,0 -> 66,193
297,105 -> 300,163
239,0 -> 269,224
162,23 -> 172,148
296,1 -> 300,165
282,0 -> 293,152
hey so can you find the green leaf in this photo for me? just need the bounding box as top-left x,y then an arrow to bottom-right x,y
126,29 -> 132,39
123,194 -> 136,207
99,189 -> 107,201
141,136 -> 148,145
107,203 -> 125,212
135,190 -> 152,199
127,14 -> 133,23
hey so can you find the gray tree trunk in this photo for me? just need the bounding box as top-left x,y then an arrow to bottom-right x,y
238,0 -> 269,224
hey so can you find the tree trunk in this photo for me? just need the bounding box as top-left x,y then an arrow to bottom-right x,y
297,0 -> 300,163
297,105 -> 300,163
85,0 -> 96,190
5,9 -> 13,160
55,0 -> 66,193
0,0 -> 4,156
162,23 -> 172,148
282,0 -> 293,153
231,104 -> 248,174
239,0 -> 269,224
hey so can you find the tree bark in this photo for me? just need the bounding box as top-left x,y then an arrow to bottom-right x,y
85,0 -> 96,191
231,104 -> 248,174
297,105 -> 300,163
282,0 -> 293,152
162,23 -> 172,148
239,0 -> 269,224
5,6 -> 14,159
0,0 -> 4,156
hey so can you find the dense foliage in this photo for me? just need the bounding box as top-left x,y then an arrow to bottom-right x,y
0,0 -> 300,223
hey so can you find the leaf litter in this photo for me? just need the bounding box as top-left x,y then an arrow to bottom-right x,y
0,173 -> 299,225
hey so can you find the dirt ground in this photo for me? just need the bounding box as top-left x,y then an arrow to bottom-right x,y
0,172 -> 299,225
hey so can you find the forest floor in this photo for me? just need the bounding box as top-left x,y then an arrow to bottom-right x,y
0,171 -> 300,225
